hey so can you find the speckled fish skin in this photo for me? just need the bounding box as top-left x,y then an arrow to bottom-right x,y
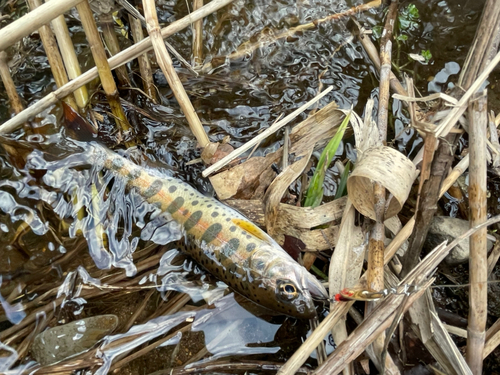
97,143 -> 328,319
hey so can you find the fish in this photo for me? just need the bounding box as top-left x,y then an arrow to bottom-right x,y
96,143 -> 329,318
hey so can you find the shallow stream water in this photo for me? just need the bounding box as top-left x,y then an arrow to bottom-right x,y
0,0 -> 498,373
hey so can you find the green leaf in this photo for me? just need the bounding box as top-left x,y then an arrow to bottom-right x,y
372,26 -> 383,40
421,49 -> 432,63
304,112 -> 351,208
334,161 -> 351,200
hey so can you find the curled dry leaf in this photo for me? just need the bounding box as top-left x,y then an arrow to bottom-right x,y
347,146 -> 418,220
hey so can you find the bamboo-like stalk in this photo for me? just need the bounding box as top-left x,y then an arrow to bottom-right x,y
27,0 -> 78,109
192,0 -> 203,66
99,13 -> 131,86
128,14 -> 158,103
458,0 -> 500,91
466,91 -> 488,375
0,0 -> 84,51
384,153 -> 470,263
367,2 -> 398,372
0,0 -> 234,135
483,318 -> 500,359
0,51 -> 24,114
142,0 -> 209,147
279,216 -> 500,375
313,279 -> 433,375
76,0 -> 133,142
50,12 -> 89,108
0,51 -> 27,163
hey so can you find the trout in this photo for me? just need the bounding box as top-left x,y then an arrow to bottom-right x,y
54,142 -> 328,318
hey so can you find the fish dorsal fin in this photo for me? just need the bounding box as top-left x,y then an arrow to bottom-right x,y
231,218 -> 271,243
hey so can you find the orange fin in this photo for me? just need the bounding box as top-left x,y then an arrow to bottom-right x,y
231,218 -> 270,243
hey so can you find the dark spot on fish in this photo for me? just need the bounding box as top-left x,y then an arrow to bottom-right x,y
207,204 -> 212,208
230,226 -> 236,232
167,196 -> 184,214
246,243 -> 256,252
128,169 -> 141,179
184,210 -> 202,231
182,209 -> 189,216
228,238 -> 240,253
246,235 -> 252,240
143,179 -> 163,199
226,218 -> 231,222
192,200 -> 199,206
211,212 -> 219,218
184,188 -> 187,191
168,185 -> 177,193
201,223 -> 222,244
111,158 -> 124,169
190,193 -> 194,196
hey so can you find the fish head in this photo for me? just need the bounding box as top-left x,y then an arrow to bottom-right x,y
248,245 -> 328,319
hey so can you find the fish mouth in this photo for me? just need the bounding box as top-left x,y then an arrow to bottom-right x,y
303,273 -> 329,301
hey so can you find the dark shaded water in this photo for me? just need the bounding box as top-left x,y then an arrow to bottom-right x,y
1,0 -> 498,373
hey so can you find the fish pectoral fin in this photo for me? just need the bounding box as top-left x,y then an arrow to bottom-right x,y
231,218 -> 272,244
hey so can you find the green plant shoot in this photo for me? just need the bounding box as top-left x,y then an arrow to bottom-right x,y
304,112 -> 351,208
334,160 -> 351,200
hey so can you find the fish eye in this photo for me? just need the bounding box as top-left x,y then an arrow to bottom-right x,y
278,281 -> 299,300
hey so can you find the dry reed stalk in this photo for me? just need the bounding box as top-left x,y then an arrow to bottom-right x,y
192,0 -> 203,66
129,14 -> 158,103
0,0 -> 83,51
142,0 -> 209,147
0,51 -> 29,161
202,86 -> 333,177
487,237 -> 500,277
466,91 -> 488,375
0,0 -> 234,135
50,13 -> 89,108
349,18 -> 408,98
314,279 -> 433,375
76,0 -> 133,141
100,13 -> 131,86
458,0 -> 500,91
27,0 -> 78,109
280,215 -> 500,375
367,3 -> 398,372
277,301 -> 353,375
201,0 -> 382,72
316,215 -> 500,375
0,51 -> 24,114
483,318 -> 500,359
436,50 -> 500,137
400,134 -> 454,276
169,361 -> 311,375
